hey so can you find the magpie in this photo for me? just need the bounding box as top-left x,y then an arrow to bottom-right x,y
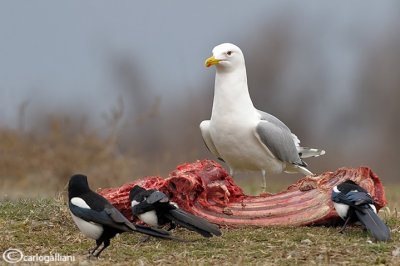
331,180 -> 390,242
68,174 -> 182,257
129,185 -> 222,238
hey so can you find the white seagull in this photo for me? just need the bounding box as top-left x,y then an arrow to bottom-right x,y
200,43 -> 325,191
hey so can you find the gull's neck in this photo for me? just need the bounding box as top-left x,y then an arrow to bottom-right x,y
211,66 -> 255,119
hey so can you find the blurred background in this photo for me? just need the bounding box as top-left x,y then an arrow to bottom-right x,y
1,1 -> 399,198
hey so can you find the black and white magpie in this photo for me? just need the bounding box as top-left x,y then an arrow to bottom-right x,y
129,185 -> 222,238
331,180 -> 390,242
68,174 -> 182,257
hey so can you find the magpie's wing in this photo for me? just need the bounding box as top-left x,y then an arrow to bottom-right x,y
73,203 -> 185,241
347,191 -> 374,206
69,203 -> 130,232
104,205 -> 137,231
332,191 -> 373,208
331,191 -> 355,206
355,207 -> 390,242
164,208 -> 221,237
103,204 -> 186,241
146,191 -> 169,204
132,200 -> 157,215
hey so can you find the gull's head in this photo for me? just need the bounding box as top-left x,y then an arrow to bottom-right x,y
205,43 -> 245,72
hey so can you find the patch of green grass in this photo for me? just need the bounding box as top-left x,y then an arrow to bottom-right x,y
1,192 -> 400,265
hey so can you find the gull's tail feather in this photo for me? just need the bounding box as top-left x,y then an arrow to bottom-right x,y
297,147 -> 326,159
355,208 -> 390,242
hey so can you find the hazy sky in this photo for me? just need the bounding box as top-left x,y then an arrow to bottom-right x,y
0,1 -> 277,126
0,1 -> 398,127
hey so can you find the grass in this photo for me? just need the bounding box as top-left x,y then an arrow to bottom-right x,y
0,194 -> 399,265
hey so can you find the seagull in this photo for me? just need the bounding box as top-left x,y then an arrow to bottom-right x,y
331,180 -> 390,242
68,174 -> 182,257
201,43 -> 325,190
129,185 -> 221,238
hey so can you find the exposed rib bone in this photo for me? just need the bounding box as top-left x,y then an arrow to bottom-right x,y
98,160 -> 387,226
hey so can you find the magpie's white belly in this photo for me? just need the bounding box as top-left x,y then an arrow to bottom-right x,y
333,202 -> 350,219
138,211 -> 158,227
71,212 -> 103,240
210,117 -> 284,174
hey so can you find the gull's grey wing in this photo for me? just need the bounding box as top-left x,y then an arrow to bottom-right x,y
255,110 -> 305,166
257,110 -> 291,131
258,110 -> 326,159
200,120 -> 224,162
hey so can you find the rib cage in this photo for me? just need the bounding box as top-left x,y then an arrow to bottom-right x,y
98,159 -> 387,226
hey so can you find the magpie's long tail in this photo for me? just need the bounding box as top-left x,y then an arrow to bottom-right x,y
133,224 -> 186,241
165,209 -> 221,237
355,207 -> 390,242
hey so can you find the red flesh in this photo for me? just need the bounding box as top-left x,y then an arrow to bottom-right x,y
98,159 -> 387,226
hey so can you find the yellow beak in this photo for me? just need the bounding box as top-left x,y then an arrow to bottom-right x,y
205,56 -> 221,67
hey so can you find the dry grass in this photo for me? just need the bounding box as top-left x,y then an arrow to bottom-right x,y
0,196 -> 399,265
0,120 -> 142,199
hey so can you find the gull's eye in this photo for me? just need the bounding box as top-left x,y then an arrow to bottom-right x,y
227,51 -> 232,56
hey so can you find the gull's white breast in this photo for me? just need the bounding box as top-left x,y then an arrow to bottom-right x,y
210,111 -> 284,174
